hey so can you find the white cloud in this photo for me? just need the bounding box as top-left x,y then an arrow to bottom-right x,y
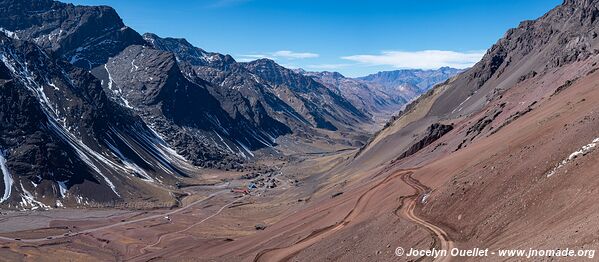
238,50 -> 319,62
279,63 -> 300,69
271,50 -> 319,59
237,54 -> 274,62
341,50 -> 485,69
236,58 -> 257,62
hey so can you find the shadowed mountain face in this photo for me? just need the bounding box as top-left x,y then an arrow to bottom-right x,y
0,33 -> 195,209
91,45 -> 290,167
0,0 -> 486,210
142,33 -> 299,136
4,0 -> 599,260
241,59 -> 369,131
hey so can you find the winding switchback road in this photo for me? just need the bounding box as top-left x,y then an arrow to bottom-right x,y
400,172 -> 454,262
254,170 -> 454,262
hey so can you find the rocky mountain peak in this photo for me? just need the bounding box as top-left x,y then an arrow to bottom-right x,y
143,33 -> 236,68
246,58 -> 280,69
242,58 -> 317,91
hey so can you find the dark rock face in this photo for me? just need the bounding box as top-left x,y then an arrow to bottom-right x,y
144,33 -> 367,134
0,0 -> 375,209
0,0 -> 145,69
399,123 -> 454,159
304,71 -> 395,115
143,33 -> 237,69
0,65 -> 95,197
1,0 -> 461,209
0,34 -> 117,207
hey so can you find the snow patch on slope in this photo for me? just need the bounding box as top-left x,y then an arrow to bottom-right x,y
215,131 -> 236,154
19,182 -> 50,210
0,149 -> 13,203
104,64 -> 134,109
547,137 -> 599,177
46,120 -> 120,197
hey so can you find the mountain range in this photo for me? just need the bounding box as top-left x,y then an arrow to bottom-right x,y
0,0 -> 459,209
304,67 -> 462,120
2,0 -> 599,261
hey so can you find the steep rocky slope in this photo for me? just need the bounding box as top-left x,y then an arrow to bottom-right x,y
354,0 -> 599,169
194,0 -> 599,260
92,45 -> 287,166
303,71 -> 401,115
313,0 -> 599,257
142,33 -> 300,135
0,0 -> 145,69
0,33 -> 189,209
4,0 -> 599,261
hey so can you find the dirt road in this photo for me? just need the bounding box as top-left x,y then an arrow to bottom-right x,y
138,194 -> 250,255
401,172 -> 454,262
253,170 -> 454,262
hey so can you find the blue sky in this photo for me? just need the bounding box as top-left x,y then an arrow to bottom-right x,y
65,0 -> 561,77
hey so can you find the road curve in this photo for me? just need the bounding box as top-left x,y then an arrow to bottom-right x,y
253,169 -> 416,262
400,172 -> 454,262
253,170 -> 453,262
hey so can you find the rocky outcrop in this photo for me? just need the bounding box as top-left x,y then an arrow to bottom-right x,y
398,123 -> 454,159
